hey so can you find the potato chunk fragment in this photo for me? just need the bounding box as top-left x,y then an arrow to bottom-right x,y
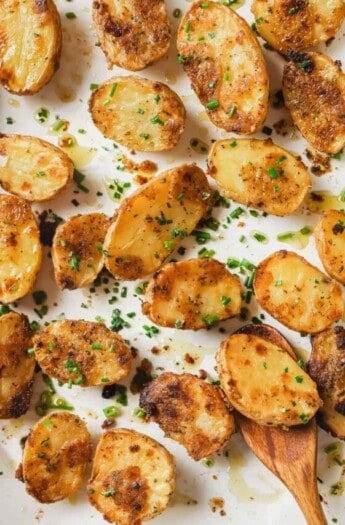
314,210 -> 345,284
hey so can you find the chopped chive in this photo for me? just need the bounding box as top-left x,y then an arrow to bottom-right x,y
91,343 -> 103,350
268,167 -> 278,178
229,105 -> 237,118
205,99 -> 219,110
103,405 -> 119,418
109,82 -> 118,97
65,12 -> 77,19
277,232 -> 295,241
150,115 -> 164,126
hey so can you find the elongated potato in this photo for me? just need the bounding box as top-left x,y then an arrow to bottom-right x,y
142,258 -> 241,330
139,372 -> 235,460
33,320 -> 132,387
92,0 -> 171,71
208,138 -> 311,216
89,76 -> 186,151
0,0 -> 61,95
283,52 -> 345,154
0,134 -> 73,202
217,332 -> 322,426
177,1 -> 269,134
0,312 -> 34,419
314,210 -> 345,284
18,412 -> 92,503
0,195 -> 42,304
52,213 -> 109,290
252,0 -> 345,54
104,164 -> 212,280
254,250 -> 344,333
87,428 -> 175,524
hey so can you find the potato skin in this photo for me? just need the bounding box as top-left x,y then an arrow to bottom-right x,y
142,258 -> 242,330
177,1 -> 269,133
283,52 -> 345,154
0,312 -> 34,419
89,76 -> 186,152
87,428 -> 175,525
33,320 -> 132,387
52,213 -> 109,290
19,412 -> 92,503
92,0 -> 171,71
208,138 -> 311,216
0,0 -> 61,94
253,250 -> 344,333
104,164 -> 213,280
139,372 -> 235,460
314,210 -> 345,284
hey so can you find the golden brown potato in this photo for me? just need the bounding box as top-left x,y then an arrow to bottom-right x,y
314,210 -> 345,284
308,326 -> 345,440
252,0 -> 345,54
0,312 -> 34,419
235,322 -> 296,359
177,1 -> 269,133
216,331 -> 322,426
139,372 -> 235,460
0,0 -> 61,94
0,134 -> 74,202
142,258 -> 241,330
208,138 -> 311,216
52,213 -> 109,290
92,0 -> 171,71
103,164 -> 212,280
88,428 -> 175,525
89,76 -> 186,152
0,194 -> 42,304
33,320 -> 132,387
18,412 -> 92,503
283,51 -> 345,154
253,250 -> 344,333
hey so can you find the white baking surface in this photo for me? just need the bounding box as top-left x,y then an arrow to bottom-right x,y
1,1 -> 345,524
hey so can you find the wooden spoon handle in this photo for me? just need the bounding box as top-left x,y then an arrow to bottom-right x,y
292,479 -> 327,525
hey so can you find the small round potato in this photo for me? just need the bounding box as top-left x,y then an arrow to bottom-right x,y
314,210 -> 345,284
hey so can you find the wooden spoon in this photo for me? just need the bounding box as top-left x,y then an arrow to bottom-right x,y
235,412 -> 327,525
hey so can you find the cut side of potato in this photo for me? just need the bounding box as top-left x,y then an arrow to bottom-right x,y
208,138 -> 311,216
52,213 -> 109,290
216,331 -> 322,426
92,0 -> 171,71
0,312 -> 34,419
177,1 -> 269,134
314,209 -> 345,284
0,194 -> 42,304
87,428 -> 175,525
33,320 -> 132,387
89,76 -> 186,151
0,134 -> 74,202
253,250 -> 344,333
139,372 -> 235,460
283,51 -> 345,154
103,164 -> 212,280
252,0 -> 345,54
18,412 -> 92,503
142,258 -> 242,330
235,322 -> 296,359
0,0 -> 61,94
308,326 -> 345,440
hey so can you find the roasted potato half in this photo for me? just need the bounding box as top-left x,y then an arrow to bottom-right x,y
142,258 -> 241,330
216,331 -> 322,426
177,1 -> 269,134
33,320 -> 132,387
314,210 -> 345,284
0,0 -> 61,95
253,250 -> 344,334
0,134 -> 74,202
104,164 -> 212,280
92,0 -> 171,71
17,412 -> 92,503
87,428 -> 175,525
89,76 -> 186,152
52,213 -> 109,290
308,326 -> 345,440
252,0 -> 345,55
139,372 -> 235,460
0,312 -> 34,419
283,51 -> 345,154
0,195 -> 42,304
208,138 -> 311,216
